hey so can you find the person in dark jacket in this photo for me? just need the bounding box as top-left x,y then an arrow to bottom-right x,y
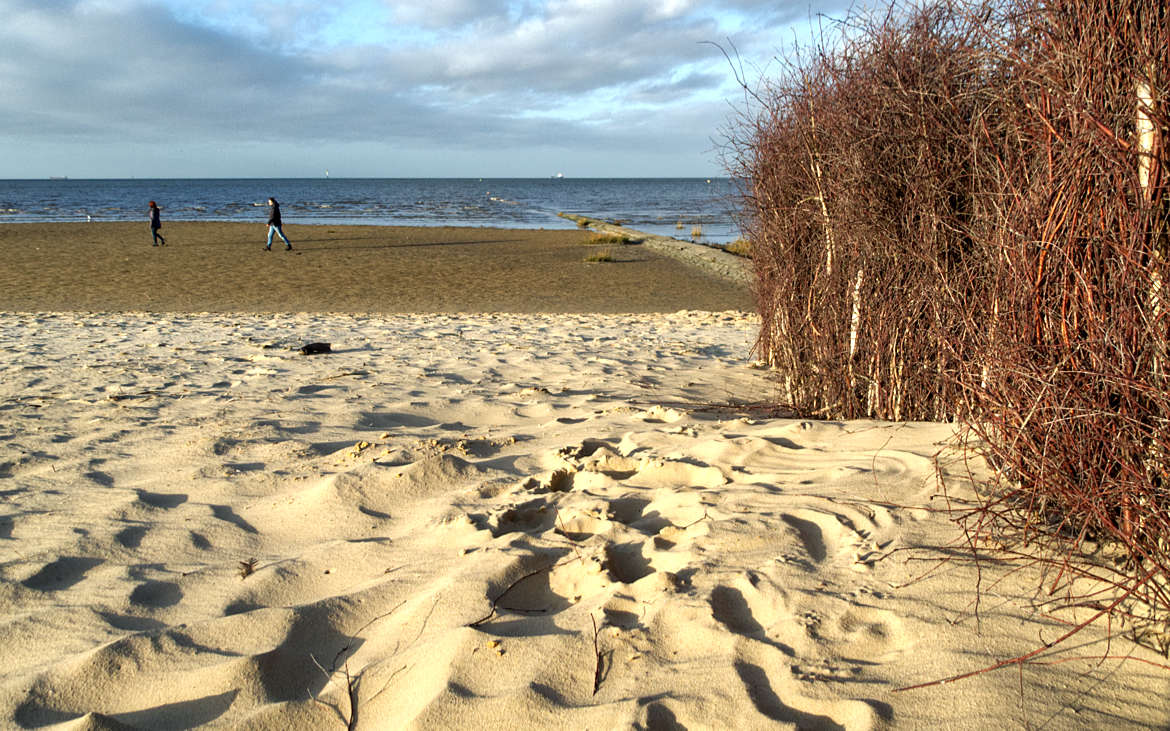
265,197 -> 292,251
148,201 -> 166,246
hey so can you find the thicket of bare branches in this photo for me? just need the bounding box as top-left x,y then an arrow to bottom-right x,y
961,0 -> 1170,648
727,1 -> 995,420
726,0 -> 1170,649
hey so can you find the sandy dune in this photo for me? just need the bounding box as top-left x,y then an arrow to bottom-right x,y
1,311 -> 1167,729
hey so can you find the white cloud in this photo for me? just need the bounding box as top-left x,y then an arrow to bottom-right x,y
0,0 -> 847,176
387,0 -> 511,29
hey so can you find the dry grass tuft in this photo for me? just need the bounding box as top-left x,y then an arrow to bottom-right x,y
584,249 -> 616,263
238,557 -> 258,579
720,239 -> 752,258
585,233 -> 633,246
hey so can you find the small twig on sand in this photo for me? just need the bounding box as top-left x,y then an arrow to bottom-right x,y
343,662 -> 359,731
107,390 -> 162,402
679,509 -> 712,530
468,562 -> 559,627
591,613 -> 605,696
364,664 -> 409,707
324,371 -> 367,381
304,599 -> 410,728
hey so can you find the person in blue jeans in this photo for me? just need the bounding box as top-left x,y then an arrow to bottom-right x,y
148,201 -> 166,246
265,197 -> 292,251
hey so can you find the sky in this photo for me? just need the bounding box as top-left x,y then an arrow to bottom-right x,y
0,0 -> 850,178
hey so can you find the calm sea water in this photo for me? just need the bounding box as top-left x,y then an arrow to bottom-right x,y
0,178 -> 743,243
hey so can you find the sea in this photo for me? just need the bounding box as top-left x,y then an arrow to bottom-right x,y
0,178 -> 744,244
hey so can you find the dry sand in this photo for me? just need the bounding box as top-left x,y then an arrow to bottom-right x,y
1,225 -> 1167,729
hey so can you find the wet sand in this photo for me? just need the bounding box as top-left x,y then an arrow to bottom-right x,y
0,222 -> 752,313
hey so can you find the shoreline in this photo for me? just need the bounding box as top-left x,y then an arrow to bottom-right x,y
560,213 -> 751,285
0,222 -> 752,314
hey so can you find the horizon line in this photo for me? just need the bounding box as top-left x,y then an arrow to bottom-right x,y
5,175 -> 732,182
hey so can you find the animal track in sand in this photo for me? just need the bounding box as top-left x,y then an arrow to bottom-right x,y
822,604 -> 906,659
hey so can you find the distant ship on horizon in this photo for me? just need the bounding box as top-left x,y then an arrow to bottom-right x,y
49,176 -> 68,180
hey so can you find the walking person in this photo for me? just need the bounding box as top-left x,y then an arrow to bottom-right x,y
148,201 -> 166,246
265,197 -> 292,251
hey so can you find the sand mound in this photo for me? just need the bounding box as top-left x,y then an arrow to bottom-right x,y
1,312 -> 1166,729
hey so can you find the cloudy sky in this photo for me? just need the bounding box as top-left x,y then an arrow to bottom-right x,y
1,0 -> 847,178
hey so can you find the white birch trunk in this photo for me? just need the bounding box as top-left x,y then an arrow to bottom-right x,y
848,268 -> 864,407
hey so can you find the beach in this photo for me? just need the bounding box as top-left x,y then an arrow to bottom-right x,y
1,224 -> 1167,729
0,223 -> 751,313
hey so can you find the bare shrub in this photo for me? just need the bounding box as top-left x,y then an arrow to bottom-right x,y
726,1 -> 995,420
955,0 -> 1170,647
726,0 -> 1170,654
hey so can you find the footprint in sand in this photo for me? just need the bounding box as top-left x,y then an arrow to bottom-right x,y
489,498 -> 557,537
355,411 -> 439,430
83,469 -> 114,487
21,556 -> 104,591
780,514 -> 830,564
114,524 -> 149,549
209,504 -> 258,534
778,504 -> 878,569
603,542 -> 655,583
129,580 -> 183,608
135,490 -> 188,510
97,611 -> 167,633
709,579 -> 795,656
734,660 -> 882,729
293,384 -> 341,396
